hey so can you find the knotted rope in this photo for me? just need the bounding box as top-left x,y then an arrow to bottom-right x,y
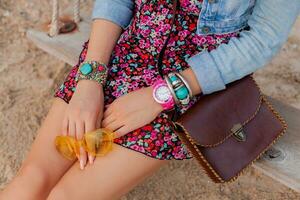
74,0 -> 81,23
49,0 -> 59,37
49,0 -> 81,37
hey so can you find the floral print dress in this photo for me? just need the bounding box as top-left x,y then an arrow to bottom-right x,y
54,0 -> 241,160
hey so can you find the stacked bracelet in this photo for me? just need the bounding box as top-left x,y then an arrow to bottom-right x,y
175,72 -> 193,97
164,75 -> 179,104
164,72 -> 193,105
76,60 -> 108,86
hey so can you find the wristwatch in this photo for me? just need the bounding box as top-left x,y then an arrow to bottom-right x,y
152,78 -> 175,111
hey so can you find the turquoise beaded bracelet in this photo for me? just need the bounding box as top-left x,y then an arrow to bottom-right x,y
75,61 -> 108,86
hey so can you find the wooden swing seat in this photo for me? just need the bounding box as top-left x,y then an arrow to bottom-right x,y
26,12 -> 300,193
27,15 -> 90,66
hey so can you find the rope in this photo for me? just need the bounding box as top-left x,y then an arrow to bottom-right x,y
49,0 -> 59,37
49,0 -> 81,37
74,0 -> 81,23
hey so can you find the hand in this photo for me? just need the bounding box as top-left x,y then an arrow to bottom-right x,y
62,80 -> 104,170
101,86 -> 164,137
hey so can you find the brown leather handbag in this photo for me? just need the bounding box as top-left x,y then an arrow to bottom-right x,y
157,0 -> 288,183
172,75 -> 287,183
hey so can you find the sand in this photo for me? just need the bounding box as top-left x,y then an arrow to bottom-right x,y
0,0 -> 299,199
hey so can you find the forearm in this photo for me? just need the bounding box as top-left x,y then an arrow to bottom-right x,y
79,0 -> 134,89
86,0 -> 134,63
85,19 -> 123,64
78,19 -> 123,90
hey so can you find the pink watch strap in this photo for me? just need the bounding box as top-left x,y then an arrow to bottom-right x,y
152,78 -> 175,111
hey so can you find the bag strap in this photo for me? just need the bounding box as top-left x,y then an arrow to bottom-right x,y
157,0 -> 179,77
156,0 -> 180,121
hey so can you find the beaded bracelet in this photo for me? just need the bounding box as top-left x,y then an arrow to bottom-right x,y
75,60 -> 108,86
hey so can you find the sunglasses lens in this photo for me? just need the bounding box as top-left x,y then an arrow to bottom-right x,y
55,128 -> 116,159
84,128 -> 115,156
55,136 -> 77,160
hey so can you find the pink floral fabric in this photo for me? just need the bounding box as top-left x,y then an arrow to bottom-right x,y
54,0 -> 241,160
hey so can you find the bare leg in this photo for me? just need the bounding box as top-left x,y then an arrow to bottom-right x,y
0,98 -> 77,200
47,143 -> 169,200
0,96 -> 169,200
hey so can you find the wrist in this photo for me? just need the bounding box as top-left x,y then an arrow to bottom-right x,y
148,85 -> 164,113
179,69 -> 202,95
165,72 -> 193,105
72,80 -> 104,104
85,54 -> 108,64
76,60 -> 108,87
77,79 -> 103,92
151,78 -> 175,111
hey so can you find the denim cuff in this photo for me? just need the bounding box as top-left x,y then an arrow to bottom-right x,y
187,51 -> 226,95
92,0 -> 133,29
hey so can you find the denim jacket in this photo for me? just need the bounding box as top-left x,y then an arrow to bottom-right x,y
92,0 -> 300,94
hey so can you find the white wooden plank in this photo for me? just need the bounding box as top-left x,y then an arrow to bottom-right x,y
254,97 -> 300,192
26,6 -> 91,66
27,16 -> 91,66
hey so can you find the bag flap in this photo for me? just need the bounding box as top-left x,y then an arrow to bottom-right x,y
175,75 -> 262,147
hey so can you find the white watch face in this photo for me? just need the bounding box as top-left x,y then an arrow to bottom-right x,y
154,85 -> 171,103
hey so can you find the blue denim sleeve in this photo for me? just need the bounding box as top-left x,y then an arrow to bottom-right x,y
187,0 -> 300,95
92,0 -> 134,29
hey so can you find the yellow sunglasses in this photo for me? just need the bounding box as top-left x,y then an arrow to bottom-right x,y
54,128 -> 116,160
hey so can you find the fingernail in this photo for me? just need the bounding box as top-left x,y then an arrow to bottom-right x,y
80,159 -> 84,170
89,155 -> 94,164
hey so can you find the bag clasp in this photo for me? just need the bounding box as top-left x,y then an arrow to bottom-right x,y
231,123 -> 246,142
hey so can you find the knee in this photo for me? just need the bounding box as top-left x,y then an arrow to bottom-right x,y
47,187 -> 69,200
1,164 -> 52,200
47,186 -> 119,200
17,163 -> 52,190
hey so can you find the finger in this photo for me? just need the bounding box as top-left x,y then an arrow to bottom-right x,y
79,146 -> 88,170
88,153 -> 95,165
103,105 -> 113,118
62,117 -> 69,136
75,120 -> 85,141
88,115 -> 101,164
88,113 -> 103,163
68,120 -> 76,138
96,113 -> 103,129
85,118 -> 96,165
101,114 -> 116,127
114,125 -> 129,138
75,120 -> 85,161
114,118 -> 145,138
85,117 -> 96,134
104,118 -> 123,132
